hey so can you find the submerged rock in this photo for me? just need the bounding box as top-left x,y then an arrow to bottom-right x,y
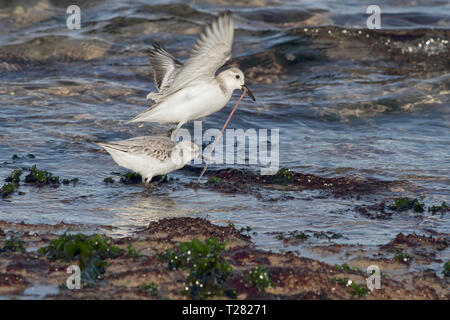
0,36 -> 111,62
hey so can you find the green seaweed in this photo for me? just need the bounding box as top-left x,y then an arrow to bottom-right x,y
38,233 -> 121,285
294,232 -> 310,240
127,244 -> 142,258
275,234 -> 284,240
207,176 -> 222,184
443,261 -> 450,277
3,165 -> 77,192
5,170 -> 22,184
429,202 -> 448,215
0,236 -> 25,253
120,171 -> 142,184
139,282 -> 158,296
271,168 -> 294,184
331,277 -> 370,298
387,198 -> 424,213
349,283 -> 370,297
240,226 -> 252,233
334,263 -> 360,272
61,178 -> 79,185
274,231 -> 310,242
24,165 -> 60,185
103,177 -> 114,183
386,247 -> 412,264
276,168 -> 293,179
1,183 -> 15,198
246,266 -> 274,292
313,231 -> 343,240
159,238 -> 235,299
394,249 -> 412,264
11,154 -> 35,160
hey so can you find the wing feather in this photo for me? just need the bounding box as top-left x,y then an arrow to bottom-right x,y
97,136 -> 176,161
148,44 -> 182,95
155,11 -> 234,100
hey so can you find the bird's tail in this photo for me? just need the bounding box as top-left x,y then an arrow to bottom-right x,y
126,102 -> 163,124
96,142 -> 124,153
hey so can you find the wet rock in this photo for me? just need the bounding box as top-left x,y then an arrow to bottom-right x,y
0,218 -> 448,299
233,51 -> 284,84
381,233 -> 449,251
271,229 -> 345,245
0,50 -> 37,73
140,217 -> 250,246
291,26 -> 450,71
140,3 -> 212,20
48,0 -> 103,8
119,172 -> 142,185
190,167 -> 407,199
428,202 -> 449,215
355,201 -> 392,220
0,36 -> 111,62
239,8 -> 321,25
0,273 -> 27,295
103,177 -> 114,184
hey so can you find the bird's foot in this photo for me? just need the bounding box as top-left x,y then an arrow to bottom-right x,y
143,177 -> 152,188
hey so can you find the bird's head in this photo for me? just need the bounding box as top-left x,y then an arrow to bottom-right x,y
171,141 -> 199,166
218,67 -> 255,101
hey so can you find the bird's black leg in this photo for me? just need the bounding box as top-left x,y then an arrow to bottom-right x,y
155,175 -> 168,185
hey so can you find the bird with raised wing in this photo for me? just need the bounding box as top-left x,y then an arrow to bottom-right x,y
127,11 -> 255,136
96,136 -> 199,187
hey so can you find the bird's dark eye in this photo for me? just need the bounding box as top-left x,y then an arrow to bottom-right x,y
235,75 -> 240,79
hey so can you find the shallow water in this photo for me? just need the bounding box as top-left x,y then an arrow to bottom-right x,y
0,0 -> 449,269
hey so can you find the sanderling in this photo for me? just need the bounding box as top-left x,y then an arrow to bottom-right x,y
96,136 -> 199,186
127,11 -> 255,135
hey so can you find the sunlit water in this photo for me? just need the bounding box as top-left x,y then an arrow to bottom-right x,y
0,1 -> 449,269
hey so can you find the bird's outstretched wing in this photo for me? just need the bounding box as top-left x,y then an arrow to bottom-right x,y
149,44 -> 182,93
97,136 -> 176,161
152,11 -> 234,102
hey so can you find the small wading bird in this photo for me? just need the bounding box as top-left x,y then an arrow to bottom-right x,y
127,11 -> 255,137
96,136 -> 199,187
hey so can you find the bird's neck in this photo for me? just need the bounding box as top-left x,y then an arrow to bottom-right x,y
216,74 -> 235,98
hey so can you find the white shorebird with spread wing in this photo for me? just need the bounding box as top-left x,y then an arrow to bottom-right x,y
127,11 -> 255,135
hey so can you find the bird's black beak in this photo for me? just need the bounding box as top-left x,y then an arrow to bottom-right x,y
242,84 -> 255,101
